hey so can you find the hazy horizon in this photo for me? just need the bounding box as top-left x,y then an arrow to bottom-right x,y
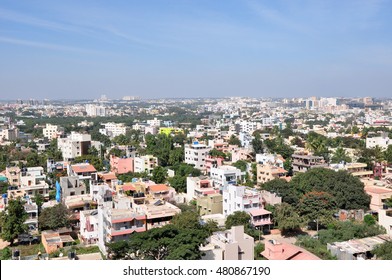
1,1 -> 392,100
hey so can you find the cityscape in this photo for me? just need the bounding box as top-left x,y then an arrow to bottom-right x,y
0,95 -> 392,260
1,0 -> 392,265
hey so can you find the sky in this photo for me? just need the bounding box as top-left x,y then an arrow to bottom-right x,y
1,0 -> 392,100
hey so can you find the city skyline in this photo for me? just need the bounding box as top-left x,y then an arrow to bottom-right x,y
1,0 -> 392,99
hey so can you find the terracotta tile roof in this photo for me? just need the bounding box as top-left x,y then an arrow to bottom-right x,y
149,184 -> 169,192
100,173 -> 117,180
249,208 -> 271,216
122,184 -> 136,191
71,164 -> 96,173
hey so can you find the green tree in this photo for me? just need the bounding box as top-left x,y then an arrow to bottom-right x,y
262,179 -> 299,205
298,191 -> 337,231
254,243 -> 266,260
209,148 -> 226,158
385,145 -> 392,164
151,166 -> 167,184
364,214 -> 376,226
331,147 -> 352,163
228,135 -> 241,146
225,211 -> 251,229
108,147 -> 126,158
232,160 -> 248,172
372,241 -> 392,260
32,193 -> 45,214
168,148 -> 184,166
0,247 -> 12,260
251,132 -> 264,154
38,204 -> 70,231
273,203 -> 302,234
0,198 -> 27,245
171,211 -> 201,230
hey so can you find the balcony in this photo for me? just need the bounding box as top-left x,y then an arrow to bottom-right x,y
110,225 -> 146,236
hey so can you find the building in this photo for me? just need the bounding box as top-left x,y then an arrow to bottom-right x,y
43,124 -> 64,140
327,235 -> 392,260
256,164 -> 287,184
24,201 -> 38,231
57,132 -> 95,161
292,154 -> 328,173
366,132 -> 390,150
205,156 -> 224,175
99,122 -> 128,138
255,153 -> 285,168
201,226 -> 254,260
0,126 -> 19,141
378,209 -> 392,236
12,167 -> 50,200
186,176 -> 217,202
5,166 -> 20,186
110,155 -> 134,174
68,163 -> 97,180
147,117 -> 161,127
364,182 -> 392,211
134,155 -> 158,175
210,165 -> 244,190
248,208 -> 272,230
197,193 -> 223,216
60,176 -> 88,199
262,240 -> 320,260
184,141 -> 211,170
222,184 -> 261,217
330,162 -> 373,178
85,104 -> 106,117
78,209 -> 99,244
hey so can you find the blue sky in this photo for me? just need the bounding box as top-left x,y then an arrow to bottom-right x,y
1,0 -> 392,99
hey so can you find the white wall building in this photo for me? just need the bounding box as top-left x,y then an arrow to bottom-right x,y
184,141 -> 211,170
86,104 -> 106,117
99,122 -> 128,138
147,117 -> 161,127
222,184 -> 261,217
43,124 -> 63,140
57,132 -> 93,161
134,155 -> 158,174
366,133 -> 390,150
210,165 -> 244,190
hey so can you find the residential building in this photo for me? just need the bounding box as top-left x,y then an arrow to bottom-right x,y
366,132 -> 390,150
99,122 -> 128,138
378,209 -> 392,236
60,176 -> 87,199
330,162 -> 373,178
292,154 -> 328,173
327,235 -> 392,260
68,163 -> 97,180
255,153 -> 285,168
186,176 -> 217,202
5,166 -> 21,186
148,184 -> 175,201
24,201 -> 38,231
43,123 -> 64,140
184,141 -> 211,170
260,190 -> 282,206
14,167 -> 49,200
110,155 -> 134,174
79,209 -> 99,244
134,155 -> 158,174
147,117 -> 161,127
362,178 -> 392,211
205,156 -> 224,175
57,132 -> 93,161
85,104 -> 106,117
197,193 -> 223,216
201,226 -> 254,260
262,240 -> 320,260
222,184 -> 261,217
248,208 -> 272,230
210,165 -> 244,190
0,126 -> 19,141
256,164 -> 287,184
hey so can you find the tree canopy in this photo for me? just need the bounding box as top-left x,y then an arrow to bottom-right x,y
38,203 -> 70,231
0,198 -> 27,245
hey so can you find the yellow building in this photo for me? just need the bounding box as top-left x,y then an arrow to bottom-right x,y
159,127 -> 184,136
197,193 -> 223,216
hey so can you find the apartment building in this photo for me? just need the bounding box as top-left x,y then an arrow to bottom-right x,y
257,164 -> 288,184
255,153 -> 285,168
99,122 -> 128,138
18,167 -> 49,200
210,165 -> 244,190
366,132 -> 390,150
85,104 -> 106,117
201,226 -> 254,260
330,162 -> 373,178
5,166 -> 21,186
222,184 -> 261,217
43,123 -> 64,140
184,141 -> 211,170
205,156 -> 224,175
292,154 -> 328,173
110,155 -> 134,174
134,155 -> 158,174
60,176 -> 88,199
186,176 -> 217,202
58,132 -> 99,161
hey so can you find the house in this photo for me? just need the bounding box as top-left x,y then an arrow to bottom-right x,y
201,226 -> 254,260
248,208 -> 272,231
256,164 -> 287,184
210,165 -> 244,190
134,155 -> 158,175
186,176 -> 217,202
366,132 -> 390,150
68,163 -> 97,180
255,153 -> 285,168
5,166 -> 20,186
327,235 -> 392,260
60,176 -> 88,199
197,193 -> 223,216
378,209 -> 392,236
222,184 -> 261,217
79,209 -> 99,244
184,141 -> 211,170
362,178 -> 392,211
205,156 -> 224,175
148,184 -> 175,201
330,162 -> 373,178
262,240 -> 320,260
9,167 -> 50,200
41,228 -> 74,254
110,155 -> 134,174
292,154 -> 328,173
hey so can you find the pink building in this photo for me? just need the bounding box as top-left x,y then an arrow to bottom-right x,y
262,240 -> 320,260
205,156 -> 224,175
249,208 -> 273,230
110,155 -> 134,174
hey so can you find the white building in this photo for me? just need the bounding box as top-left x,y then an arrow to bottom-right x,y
18,167 -> 49,200
255,153 -> 285,168
79,209 -> 99,244
222,184 -> 261,217
57,132 -> 100,161
134,155 -> 158,174
99,122 -> 128,138
239,121 -> 258,134
186,176 -> 216,202
0,127 -> 19,141
147,117 -> 161,127
184,141 -> 211,170
43,124 -> 64,140
86,104 -> 106,117
210,165 -> 244,190
366,132 -> 390,150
